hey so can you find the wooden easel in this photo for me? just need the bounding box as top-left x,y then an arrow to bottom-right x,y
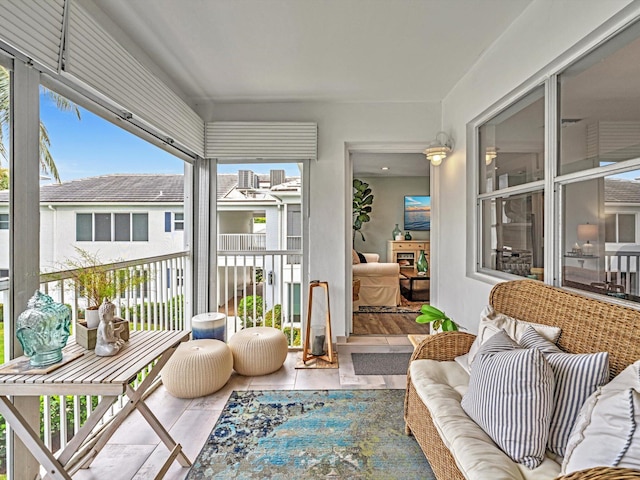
302,280 -> 335,364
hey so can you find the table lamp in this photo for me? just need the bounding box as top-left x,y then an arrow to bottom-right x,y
577,223 -> 598,255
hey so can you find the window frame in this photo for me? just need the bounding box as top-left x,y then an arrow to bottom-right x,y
468,15 -> 640,303
75,212 -> 149,242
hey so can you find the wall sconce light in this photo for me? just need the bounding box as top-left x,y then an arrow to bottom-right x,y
577,223 -> 598,255
485,147 -> 498,166
424,131 -> 454,166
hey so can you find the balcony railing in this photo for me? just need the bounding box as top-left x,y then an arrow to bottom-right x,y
218,233 -> 266,251
217,234 -> 302,253
0,251 -> 189,476
217,248 -> 303,348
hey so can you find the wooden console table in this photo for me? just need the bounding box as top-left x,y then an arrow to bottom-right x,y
0,330 -> 191,479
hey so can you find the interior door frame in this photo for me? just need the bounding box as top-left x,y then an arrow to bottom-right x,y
344,141 -> 430,337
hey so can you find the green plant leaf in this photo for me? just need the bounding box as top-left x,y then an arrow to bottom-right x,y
420,304 -> 445,317
442,319 -> 458,331
353,179 -> 362,189
415,314 -> 432,324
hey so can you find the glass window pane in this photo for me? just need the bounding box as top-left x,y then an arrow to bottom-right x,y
94,213 -> 111,241
480,190 -> 544,278
604,214 -> 616,243
559,23 -> 640,175
76,213 -> 92,241
479,87 -> 545,194
0,213 -> 8,230
114,213 -> 130,241
132,213 -> 148,241
174,212 -> 184,231
618,214 -> 636,243
563,169 -> 640,303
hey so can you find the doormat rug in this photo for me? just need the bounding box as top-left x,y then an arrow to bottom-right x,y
351,352 -> 413,376
186,389 -> 434,479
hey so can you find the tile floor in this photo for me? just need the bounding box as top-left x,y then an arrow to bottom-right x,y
73,335 -> 413,480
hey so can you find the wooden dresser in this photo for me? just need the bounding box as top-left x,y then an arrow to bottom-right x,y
387,240 -> 430,270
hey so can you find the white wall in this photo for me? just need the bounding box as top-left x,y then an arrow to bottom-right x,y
39,204 -> 185,271
353,176 -> 430,260
203,102 -> 440,337
218,211 -> 253,235
437,0 -> 636,332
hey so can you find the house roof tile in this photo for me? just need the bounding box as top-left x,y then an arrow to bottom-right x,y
605,178 -> 640,203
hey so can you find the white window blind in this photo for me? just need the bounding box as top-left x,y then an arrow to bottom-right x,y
64,2 -> 204,157
0,0 -> 65,72
206,122 -> 317,160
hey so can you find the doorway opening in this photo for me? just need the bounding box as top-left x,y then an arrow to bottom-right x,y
348,149 -> 432,337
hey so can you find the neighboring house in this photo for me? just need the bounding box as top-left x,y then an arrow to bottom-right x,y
0,174 -> 186,276
0,169 -> 301,315
216,170 -> 302,319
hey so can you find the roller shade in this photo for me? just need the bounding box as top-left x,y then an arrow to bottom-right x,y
64,2 -> 204,157
0,0 -> 65,72
206,122 -> 317,160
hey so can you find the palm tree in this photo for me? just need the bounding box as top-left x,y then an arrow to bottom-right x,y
0,65 -> 80,183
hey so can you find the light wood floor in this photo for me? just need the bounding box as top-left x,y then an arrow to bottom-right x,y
352,312 -> 431,335
72,337 -> 413,480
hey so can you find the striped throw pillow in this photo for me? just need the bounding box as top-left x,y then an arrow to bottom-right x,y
519,326 -> 610,457
461,330 -> 555,469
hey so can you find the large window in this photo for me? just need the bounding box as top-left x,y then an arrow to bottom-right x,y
477,87 -> 545,279
76,213 -> 149,242
474,20 -> 640,304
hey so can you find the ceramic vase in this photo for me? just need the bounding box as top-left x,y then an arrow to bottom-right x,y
416,250 -> 429,274
392,224 -> 401,240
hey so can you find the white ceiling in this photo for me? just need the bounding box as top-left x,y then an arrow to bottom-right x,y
94,0 -> 532,105
352,153 -> 429,177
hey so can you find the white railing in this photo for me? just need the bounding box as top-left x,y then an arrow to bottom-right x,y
217,234 -> 301,253
218,233 -> 266,251
0,251 -> 189,475
604,250 -> 640,298
217,249 -> 303,348
39,251 -> 189,332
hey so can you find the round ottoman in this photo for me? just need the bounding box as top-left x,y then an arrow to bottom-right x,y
162,339 -> 233,398
228,327 -> 288,376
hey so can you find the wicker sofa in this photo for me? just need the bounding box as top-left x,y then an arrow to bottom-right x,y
404,279 -> 640,480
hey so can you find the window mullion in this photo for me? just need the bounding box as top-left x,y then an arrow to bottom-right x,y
546,74 -> 559,287
477,180 -> 545,201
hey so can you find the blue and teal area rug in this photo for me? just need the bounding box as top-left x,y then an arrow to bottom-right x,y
187,389 -> 434,479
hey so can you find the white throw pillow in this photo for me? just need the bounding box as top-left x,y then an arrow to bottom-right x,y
461,330 -> 555,469
562,360 -> 640,474
461,305 -> 562,373
519,326 -> 610,457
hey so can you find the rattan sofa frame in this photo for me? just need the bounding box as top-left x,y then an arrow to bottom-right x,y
404,279 -> 640,480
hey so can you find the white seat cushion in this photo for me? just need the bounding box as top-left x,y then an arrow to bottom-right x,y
410,359 -> 561,479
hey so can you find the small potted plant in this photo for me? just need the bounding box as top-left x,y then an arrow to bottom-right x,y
416,305 -> 460,332
61,248 -> 143,328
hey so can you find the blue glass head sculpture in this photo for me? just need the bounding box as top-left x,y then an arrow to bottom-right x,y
16,291 -> 71,367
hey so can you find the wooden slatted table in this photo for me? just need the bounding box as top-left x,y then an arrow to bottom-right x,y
0,330 -> 191,480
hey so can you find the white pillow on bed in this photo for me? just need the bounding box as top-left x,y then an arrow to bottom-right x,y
455,305 -> 562,374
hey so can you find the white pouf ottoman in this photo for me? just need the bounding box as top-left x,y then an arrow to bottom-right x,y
228,327 -> 288,376
162,339 -> 233,398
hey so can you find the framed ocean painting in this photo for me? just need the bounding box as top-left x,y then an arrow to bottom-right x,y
404,196 -> 430,231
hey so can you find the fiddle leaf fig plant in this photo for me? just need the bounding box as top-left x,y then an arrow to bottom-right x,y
416,305 -> 460,332
353,178 -> 374,242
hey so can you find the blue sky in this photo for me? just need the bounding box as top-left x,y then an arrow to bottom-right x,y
40,94 -> 299,181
